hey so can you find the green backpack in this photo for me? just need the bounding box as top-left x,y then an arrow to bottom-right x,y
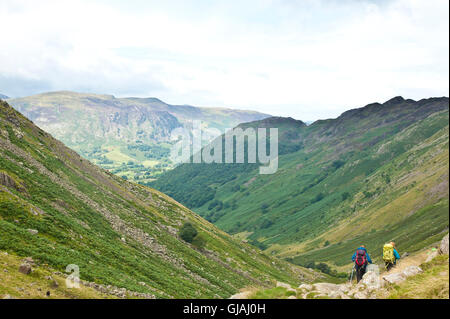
383,243 -> 395,263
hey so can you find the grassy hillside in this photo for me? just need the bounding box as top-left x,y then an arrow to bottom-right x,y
383,254 -> 449,299
0,100 -> 312,299
0,250 -> 119,299
7,91 -> 270,183
152,96 -> 449,267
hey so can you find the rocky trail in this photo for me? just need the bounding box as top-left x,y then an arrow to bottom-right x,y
231,234 -> 449,299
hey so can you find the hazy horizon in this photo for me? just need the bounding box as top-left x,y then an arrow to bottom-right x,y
4,89 -> 449,123
1,0 -> 448,121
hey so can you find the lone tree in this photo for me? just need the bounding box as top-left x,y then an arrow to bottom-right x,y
179,222 -> 198,243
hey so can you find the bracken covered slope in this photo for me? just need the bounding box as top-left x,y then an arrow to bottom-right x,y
0,100 -> 311,298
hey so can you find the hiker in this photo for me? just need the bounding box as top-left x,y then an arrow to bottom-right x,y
351,245 -> 372,283
383,241 -> 400,271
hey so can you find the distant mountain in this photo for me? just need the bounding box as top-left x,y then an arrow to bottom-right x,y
7,91 -> 270,182
152,96 -> 449,267
0,93 -> 9,99
0,99 -> 313,298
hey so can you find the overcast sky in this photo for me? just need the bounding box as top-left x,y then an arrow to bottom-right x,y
0,0 -> 448,120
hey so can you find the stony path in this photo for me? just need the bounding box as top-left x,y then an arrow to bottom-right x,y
230,234 -> 449,299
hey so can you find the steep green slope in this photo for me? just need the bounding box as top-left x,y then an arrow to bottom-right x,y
7,91 -> 270,183
0,100 -> 311,299
152,97 -> 449,265
0,250 -> 119,299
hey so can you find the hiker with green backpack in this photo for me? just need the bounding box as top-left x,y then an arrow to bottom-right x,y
383,241 -> 401,271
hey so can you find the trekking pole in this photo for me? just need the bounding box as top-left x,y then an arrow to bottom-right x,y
349,264 -> 356,283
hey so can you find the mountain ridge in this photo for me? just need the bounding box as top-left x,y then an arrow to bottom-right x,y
151,96 -> 449,267
7,91 -> 271,183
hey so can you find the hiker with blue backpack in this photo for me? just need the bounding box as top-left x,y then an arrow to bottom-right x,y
351,245 -> 373,283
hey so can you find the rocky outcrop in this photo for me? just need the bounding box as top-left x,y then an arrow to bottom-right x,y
402,266 -> 423,277
382,266 -> 422,284
382,272 -> 406,284
27,229 -> 39,235
293,262 -> 426,299
359,271 -> 379,289
312,283 -> 342,295
439,234 -> 449,255
80,280 -> 155,299
229,291 -> 253,299
18,264 -> 31,275
424,234 -> 449,263
297,280 -> 368,299
0,171 -> 25,192
298,283 -> 313,290
426,249 -> 439,262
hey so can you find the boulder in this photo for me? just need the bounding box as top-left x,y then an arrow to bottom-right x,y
229,291 -> 251,299
23,257 -> 35,265
31,207 -> 45,216
337,283 -> 352,293
439,234 -> 449,255
50,279 -> 59,288
353,291 -> 368,299
298,283 -> 313,291
346,288 -> 359,297
359,271 -> 381,289
312,283 -> 341,294
382,272 -> 406,284
27,229 -> 38,235
2,294 -> 13,299
45,276 -> 59,288
328,291 -> 345,299
426,250 -> 439,262
18,263 -> 32,275
0,171 -> 25,192
402,266 -> 422,277
287,295 -> 297,299
383,266 -> 422,284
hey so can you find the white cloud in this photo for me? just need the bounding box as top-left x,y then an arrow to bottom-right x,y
0,0 -> 448,120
